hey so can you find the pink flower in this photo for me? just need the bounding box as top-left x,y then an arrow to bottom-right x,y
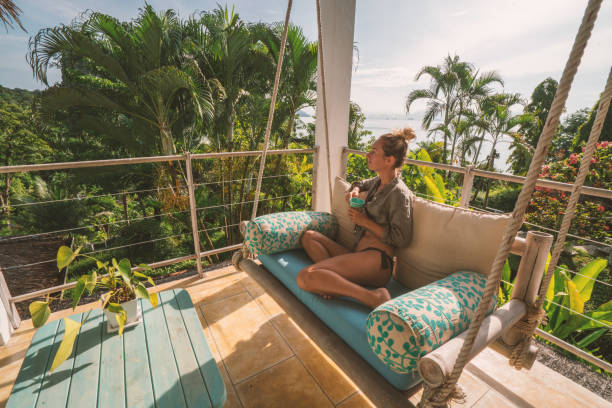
597,205 -> 605,213
601,141 -> 609,148
582,147 -> 586,152
591,157 -> 597,164
569,153 -> 578,164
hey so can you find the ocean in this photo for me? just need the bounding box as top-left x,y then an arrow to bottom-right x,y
299,113 -> 512,172
363,115 -> 512,172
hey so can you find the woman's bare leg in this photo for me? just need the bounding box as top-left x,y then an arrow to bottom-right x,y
300,230 -> 349,263
297,251 -> 391,309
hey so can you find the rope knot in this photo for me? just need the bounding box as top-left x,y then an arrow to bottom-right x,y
417,383 -> 466,408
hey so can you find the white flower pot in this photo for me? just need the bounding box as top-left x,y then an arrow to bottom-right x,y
104,299 -> 142,333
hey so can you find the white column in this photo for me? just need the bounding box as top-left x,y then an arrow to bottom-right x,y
314,0 -> 355,212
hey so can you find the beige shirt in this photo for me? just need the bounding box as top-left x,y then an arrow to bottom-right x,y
350,175 -> 415,250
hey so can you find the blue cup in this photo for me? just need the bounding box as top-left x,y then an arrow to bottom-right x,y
349,197 -> 365,209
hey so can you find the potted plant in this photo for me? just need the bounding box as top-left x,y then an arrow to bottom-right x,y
29,246 -> 159,371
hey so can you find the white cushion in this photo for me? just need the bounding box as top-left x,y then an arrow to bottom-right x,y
394,197 -> 511,288
331,177 -> 355,249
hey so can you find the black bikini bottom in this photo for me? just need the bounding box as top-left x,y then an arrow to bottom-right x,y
359,247 -> 393,270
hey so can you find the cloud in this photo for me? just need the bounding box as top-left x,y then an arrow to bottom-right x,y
352,66 -> 419,88
449,11 -> 467,18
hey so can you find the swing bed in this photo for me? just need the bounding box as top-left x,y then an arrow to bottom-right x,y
232,0 -> 611,406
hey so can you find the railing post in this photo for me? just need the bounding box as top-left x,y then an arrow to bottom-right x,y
311,145 -> 320,210
502,231 -> 554,346
0,266 -> 20,345
459,165 -> 475,208
185,152 -> 204,278
341,146 -> 349,180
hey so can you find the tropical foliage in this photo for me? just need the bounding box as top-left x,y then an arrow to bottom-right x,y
0,4 -> 610,372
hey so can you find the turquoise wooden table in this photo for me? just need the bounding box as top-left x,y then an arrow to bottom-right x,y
7,289 -> 226,408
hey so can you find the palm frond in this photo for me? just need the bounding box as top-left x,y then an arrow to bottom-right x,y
0,0 -> 25,32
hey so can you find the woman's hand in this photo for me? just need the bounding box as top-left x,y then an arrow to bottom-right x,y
348,207 -> 370,227
345,187 -> 360,203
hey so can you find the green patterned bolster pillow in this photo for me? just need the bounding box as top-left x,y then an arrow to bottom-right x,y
366,271 -> 496,374
243,211 -> 338,256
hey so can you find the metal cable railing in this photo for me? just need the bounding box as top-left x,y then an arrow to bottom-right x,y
193,171 -> 311,188
0,186 -> 179,210
0,209 -> 192,242
3,232 -> 193,271
194,192 -> 309,213
500,279 -> 611,329
472,204 -> 612,248
1,147 -> 608,374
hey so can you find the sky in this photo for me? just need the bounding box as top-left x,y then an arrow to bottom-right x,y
1,0 -> 611,117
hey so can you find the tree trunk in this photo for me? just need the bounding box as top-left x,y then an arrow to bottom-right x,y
482,138 -> 498,208
473,130 -> 486,166
198,218 -> 219,263
3,173 -> 11,230
122,191 -> 130,225
3,148 -> 11,230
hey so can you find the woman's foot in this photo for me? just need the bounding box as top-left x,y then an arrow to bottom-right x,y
367,288 -> 391,309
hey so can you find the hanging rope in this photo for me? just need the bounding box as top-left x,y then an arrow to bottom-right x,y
419,0 -> 604,406
510,65 -> 612,369
251,0 -> 293,220
315,0 -> 334,208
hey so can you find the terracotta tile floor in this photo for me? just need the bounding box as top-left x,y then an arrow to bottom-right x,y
1,263 -> 610,408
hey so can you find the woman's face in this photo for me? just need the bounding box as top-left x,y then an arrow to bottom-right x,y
366,139 -> 393,172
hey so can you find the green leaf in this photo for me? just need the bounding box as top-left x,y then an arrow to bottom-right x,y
57,246 -> 81,270
106,302 -> 123,313
502,259 -> 511,286
100,291 -> 113,309
422,175 -> 444,203
85,271 -> 97,294
572,258 -> 607,302
106,304 -> 127,336
72,277 -> 86,310
566,278 -> 584,315
557,300 -> 612,335
116,310 -> 127,336
133,271 -> 154,286
576,328 -> 607,348
544,253 -> 555,301
50,317 -> 82,372
29,301 -> 50,328
134,283 -> 149,299
114,258 -> 132,285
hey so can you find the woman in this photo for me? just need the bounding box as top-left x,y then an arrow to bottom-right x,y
296,128 -> 416,308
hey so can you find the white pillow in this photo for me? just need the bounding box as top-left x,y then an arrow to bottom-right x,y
331,177 -> 356,249
395,197 -> 511,289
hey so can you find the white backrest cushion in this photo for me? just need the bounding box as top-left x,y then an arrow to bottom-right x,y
395,197 -> 511,288
331,177 -> 355,249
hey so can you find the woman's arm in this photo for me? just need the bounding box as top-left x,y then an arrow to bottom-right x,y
348,208 -> 384,238
346,177 -> 378,202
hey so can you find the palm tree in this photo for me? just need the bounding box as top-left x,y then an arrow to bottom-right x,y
192,6 -> 270,152
406,55 -> 471,164
258,23 -> 318,210
450,70 -> 503,165
474,93 -> 532,206
28,6 -> 216,157
508,78 -> 557,175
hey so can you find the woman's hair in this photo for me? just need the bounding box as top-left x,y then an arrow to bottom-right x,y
379,127 -> 416,168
